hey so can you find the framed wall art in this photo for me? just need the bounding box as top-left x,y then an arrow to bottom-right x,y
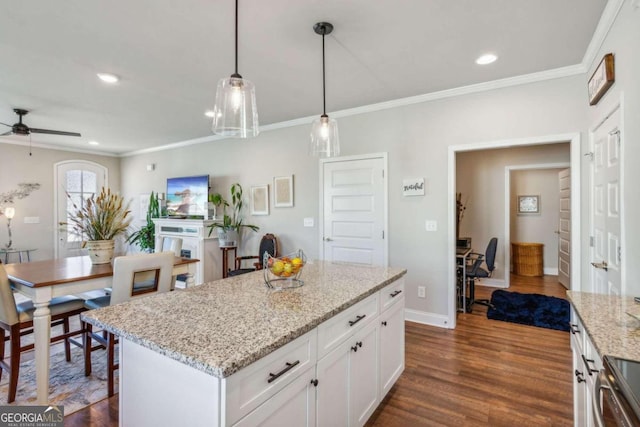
517,195 -> 540,214
274,175 -> 294,207
250,185 -> 269,215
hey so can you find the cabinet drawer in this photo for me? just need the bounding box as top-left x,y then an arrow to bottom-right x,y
224,329 -> 317,426
569,307 -> 584,353
317,293 -> 379,359
379,278 -> 405,313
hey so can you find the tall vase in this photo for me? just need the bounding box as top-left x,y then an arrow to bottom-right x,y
85,240 -> 115,264
216,229 -> 238,247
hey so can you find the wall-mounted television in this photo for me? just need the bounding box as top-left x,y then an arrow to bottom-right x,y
166,175 -> 209,218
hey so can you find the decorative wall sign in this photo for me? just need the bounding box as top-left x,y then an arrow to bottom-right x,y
274,175 -> 294,207
588,53 -> 615,106
251,185 -> 269,215
517,195 -> 540,214
402,178 -> 425,196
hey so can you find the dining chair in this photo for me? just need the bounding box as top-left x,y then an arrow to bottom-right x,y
83,251 -> 174,397
156,236 -> 183,289
227,234 -> 277,277
0,262 -> 87,403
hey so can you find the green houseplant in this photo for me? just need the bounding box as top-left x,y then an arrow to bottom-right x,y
208,183 -> 258,247
63,187 -> 132,264
127,192 -> 160,252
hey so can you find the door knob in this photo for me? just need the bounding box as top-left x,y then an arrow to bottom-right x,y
591,261 -> 608,271
324,237 -> 333,242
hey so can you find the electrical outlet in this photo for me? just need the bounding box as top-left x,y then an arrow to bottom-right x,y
425,220 -> 437,231
418,286 -> 426,298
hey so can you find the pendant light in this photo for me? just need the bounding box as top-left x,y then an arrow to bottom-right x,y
212,0 -> 259,138
310,22 -> 340,157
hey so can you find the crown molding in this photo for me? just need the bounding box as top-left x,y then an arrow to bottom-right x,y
0,138 -> 117,157
582,0 -> 625,70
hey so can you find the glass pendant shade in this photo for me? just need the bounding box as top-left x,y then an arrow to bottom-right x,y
310,114 -> 340,157
212,76 -> 259,138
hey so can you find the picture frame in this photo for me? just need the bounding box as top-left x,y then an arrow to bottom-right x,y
517,195 -> 540,214
274,175 -> 294,208
588,53 -> 615,106
250,185 -> 269,216
139,193 -> 150,223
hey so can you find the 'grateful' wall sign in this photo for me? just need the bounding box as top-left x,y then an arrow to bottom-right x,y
403,178 -> 425,196
588,53 -> 615,106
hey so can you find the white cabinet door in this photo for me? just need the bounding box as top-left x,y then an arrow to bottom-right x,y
349,320 -> 379,427
316,339 -> 350,427
379,298 -> 405,397
572,340 -> 588,427
233,367 -> 317,427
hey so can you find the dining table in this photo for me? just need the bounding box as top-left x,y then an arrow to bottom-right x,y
4,254 -> 199,404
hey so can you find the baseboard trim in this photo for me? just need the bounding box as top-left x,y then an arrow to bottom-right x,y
404,309 -> 451,329
475,278 -> 507,288
544,268 -> 559,276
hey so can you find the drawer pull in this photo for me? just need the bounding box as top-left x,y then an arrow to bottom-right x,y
381,321 -> 387,326
569,323 -> 580,334
310,379 -> 319,387
390,290 -> 402,298
581,354 -> 599,375
575,369 -> 586,383
348,314 -> 366,327
351,341 -> 363,352
267,360 -> 300,383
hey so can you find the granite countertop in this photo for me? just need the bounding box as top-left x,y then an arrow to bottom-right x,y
82,260 -> 406,378
567,291 -> 640,361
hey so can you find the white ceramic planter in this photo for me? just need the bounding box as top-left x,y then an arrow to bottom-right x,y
85,239 -> 115,264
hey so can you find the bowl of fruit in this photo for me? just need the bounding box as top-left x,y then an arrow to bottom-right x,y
263,249 -> 306,289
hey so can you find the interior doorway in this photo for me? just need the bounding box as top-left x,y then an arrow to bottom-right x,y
447,133 -> 581,328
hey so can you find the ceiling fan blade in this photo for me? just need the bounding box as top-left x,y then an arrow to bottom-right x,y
1,131 -> 12,136
29,128 -> 82,137
0,122 -> 12,127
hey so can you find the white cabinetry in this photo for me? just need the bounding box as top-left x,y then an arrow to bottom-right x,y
570,307 -> 602,427
154,218 -> 217,285
379,296 -> 405,396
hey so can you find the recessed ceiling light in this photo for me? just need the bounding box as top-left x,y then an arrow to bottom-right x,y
88,140 -> 100,145
204,110 -> 215,118
97,73 -> 120,84
476,54 -> 498,65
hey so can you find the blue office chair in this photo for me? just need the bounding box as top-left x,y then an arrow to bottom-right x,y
466,237 -> 498,312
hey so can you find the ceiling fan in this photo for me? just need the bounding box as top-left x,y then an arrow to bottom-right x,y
0,108 -> 81,137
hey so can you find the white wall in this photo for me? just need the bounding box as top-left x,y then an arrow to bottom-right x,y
456,145 -> 570,281
120,75 -> 588,325
0,143 -> 121,261
510,168 -> 566,273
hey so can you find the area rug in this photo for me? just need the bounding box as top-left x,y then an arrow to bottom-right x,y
486,290 -> 570,332
0,347 -> 112,415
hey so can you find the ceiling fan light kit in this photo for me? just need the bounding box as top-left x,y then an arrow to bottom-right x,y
310,22 -> 340,158
212,0 -> 259,138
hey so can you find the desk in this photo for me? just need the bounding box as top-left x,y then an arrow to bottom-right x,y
220,246 -> 236,278
4,255 -> 199,404
0,248 -> 37,263
456,247 -> 472,313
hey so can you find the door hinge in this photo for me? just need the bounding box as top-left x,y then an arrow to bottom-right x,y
590,236 -> 594,247
382,230 -> 385,239
382,170 -> 384,178
618,246 -> 622,263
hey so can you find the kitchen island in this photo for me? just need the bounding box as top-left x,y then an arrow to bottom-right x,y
83,260 -> 407,426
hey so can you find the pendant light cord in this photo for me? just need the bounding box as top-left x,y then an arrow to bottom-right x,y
234,0 -> 239,76
322,30 -> 326,116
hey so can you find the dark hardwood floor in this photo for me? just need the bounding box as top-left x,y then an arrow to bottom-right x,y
66,275 -> 572,426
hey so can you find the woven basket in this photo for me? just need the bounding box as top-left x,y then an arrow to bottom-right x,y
511,242 -> 543,277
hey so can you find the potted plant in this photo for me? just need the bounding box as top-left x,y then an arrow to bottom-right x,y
208,192 -> 228,220
63,187 -> 132,264
208,183 -> 259,247
127,192 -> 160,253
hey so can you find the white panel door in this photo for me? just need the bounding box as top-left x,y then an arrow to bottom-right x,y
558,168 -> 571,289
591,108 -> 622,295
55,161 -> 107,258
322,157 -> 386,266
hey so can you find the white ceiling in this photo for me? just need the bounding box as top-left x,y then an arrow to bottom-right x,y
0,0 -> 607,155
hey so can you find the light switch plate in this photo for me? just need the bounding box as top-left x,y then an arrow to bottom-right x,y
303,217 -> 314,227
24,216 -> 40,224
425,220 -> 437,231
